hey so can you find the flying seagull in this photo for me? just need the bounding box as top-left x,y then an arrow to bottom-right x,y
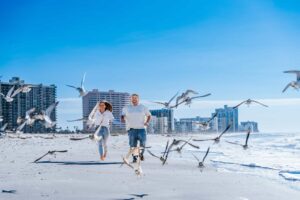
67,101 -> 98,129
193,112 -> 218,130
66,73 -> 87,97
33,150 -> 68,163
175,89 -> 198,108
152,91 -> 179,108
34,102 -> 59,128
226,128 -> 251,149
162,139 -> 199,165
193,124 -> 231,143
192,147 -> 210,168
282,70 -> 300,93
171,93 -> 211,108
147,140 -> 169,163
0,86 -> 21,102
233,99 -> 268,109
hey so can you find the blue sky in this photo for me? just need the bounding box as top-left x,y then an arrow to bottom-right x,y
1,0 -> 300,132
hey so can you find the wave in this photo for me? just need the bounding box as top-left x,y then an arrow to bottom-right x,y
279,171 -> 300,182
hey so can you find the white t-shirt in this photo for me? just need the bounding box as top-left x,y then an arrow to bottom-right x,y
122,104 -> 151,130
94,110 -> 114,128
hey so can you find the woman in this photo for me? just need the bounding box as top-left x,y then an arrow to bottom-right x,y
94,100 -> 114,161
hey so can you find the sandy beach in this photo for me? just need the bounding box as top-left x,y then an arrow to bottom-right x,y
0,133 -> 299,200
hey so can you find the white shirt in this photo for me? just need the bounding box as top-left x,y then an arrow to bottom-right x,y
122,104 -> 151,130
94,110 -> 114,128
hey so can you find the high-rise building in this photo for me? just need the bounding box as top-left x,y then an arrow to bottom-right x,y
213,105 -> 239,132
82,89 -> 130,132
0,77 -> 57,133
240,121 -> 259,132
149,109 -> 174,134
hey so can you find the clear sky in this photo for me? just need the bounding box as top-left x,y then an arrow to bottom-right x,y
1,0 -> 300,132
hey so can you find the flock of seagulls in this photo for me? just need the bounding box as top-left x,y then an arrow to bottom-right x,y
15,102 -> 59,133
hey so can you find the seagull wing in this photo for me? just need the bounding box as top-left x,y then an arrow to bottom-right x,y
11,87 -> 22,97
207,112 -> 218,123
66,84 -> 78,89
233,100 -> 246,109
25,108 -> 36,118
17,121 -> 27,131
185,89 -> 198,96
251,100 -> 268,107
152,101 -> 166,106
202,147 -> 210,163
245,129 -> 251,146
1,123 -> 8,131
7,86 -> 15,97
282,82 -> 292,93
147,150 -> 161,159
88,102 -> 99,120
190,93 -> 211,100
162,140 -> 169,158
284,70 -> 300,80
168,91 -> 179,104
45,101 -> 59,116
67,118 -> 86,122
218,124 -> 231,139
81,72 -> 86,88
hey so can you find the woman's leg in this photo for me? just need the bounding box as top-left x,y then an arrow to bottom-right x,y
102,127 -> 109,157
97,127 -> 105,159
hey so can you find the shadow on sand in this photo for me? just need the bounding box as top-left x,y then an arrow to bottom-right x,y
35,161 -> 123,166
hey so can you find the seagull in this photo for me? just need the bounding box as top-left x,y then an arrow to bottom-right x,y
34,102 -> 59,128
193,124 -> 231,143
67,101 -> 98,129
129,194 -> 149,198
0,86 -> 21,102
193,112 -> 218,130
192,147 -> 210,168
15,108 -> 37,132
66,73 -> 87,97
162,139 -> 199,165
168,137 -> 197,154
282,70 -> 300,93
147,140 -> 169,162
0,116 -> 3,122
19,84 -> 33,93
233,99 -> 268,109
171,93 -> 211,108
152,91 -> 179,108
226,128 -> 251,149
175,89 -> 198,108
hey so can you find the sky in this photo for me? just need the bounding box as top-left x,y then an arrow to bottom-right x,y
1,0 -> 300,132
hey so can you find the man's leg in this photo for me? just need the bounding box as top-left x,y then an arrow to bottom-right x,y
128,129 -> 138,162
138,129 -> 146,161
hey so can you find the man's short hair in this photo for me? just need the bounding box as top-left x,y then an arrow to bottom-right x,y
131,93 -> 139,97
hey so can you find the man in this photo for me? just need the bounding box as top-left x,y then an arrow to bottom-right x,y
121,94 -> 151,162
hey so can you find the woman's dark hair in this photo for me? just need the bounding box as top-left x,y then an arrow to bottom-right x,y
99,100 -> 113,112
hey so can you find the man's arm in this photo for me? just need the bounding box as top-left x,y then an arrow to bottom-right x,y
144,115 -> 151,126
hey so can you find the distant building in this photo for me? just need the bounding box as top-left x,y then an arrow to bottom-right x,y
178,116 -> 215,133
0,77 -> 57,133
240,121 -> 259,132
175,119 -> 194,133
213,105 -> 239,132
150,109 -> 174,134
82,89 -> 130,132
